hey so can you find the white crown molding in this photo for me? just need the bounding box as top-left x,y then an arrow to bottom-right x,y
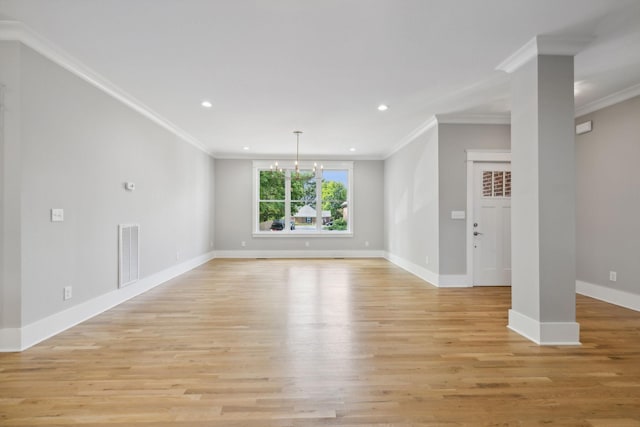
0,21 -> 212,157
385,116 -> 438,159
436,113 -> 511,125
537,35 -> 595,56
497,35 -> 594,74
496,37 -> 538,73
0,20 -> 22,39
384,113 -> 511,159
575,83 -> 640,118
213,152 -> 385,161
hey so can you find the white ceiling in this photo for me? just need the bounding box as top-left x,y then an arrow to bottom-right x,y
1,0 -> 640,159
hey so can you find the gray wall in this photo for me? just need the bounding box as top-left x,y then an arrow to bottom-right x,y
510,57 -> 542,319
510,55 -> 577,322
214,159 -> 383,251
438,123 -> 510,275
2,42 -> 216,326
537,55 -> 576,322
576,95 -> 640,295
384,126 -> 439,272
0,41 -> 23,330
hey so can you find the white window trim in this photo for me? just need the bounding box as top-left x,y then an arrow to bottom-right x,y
252,160 -> 354,237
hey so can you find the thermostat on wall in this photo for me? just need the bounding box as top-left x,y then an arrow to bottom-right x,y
576,120 -> 592,135
124,182 -> 136,191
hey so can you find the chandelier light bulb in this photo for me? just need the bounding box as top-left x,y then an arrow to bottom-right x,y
269,131 -> 321,177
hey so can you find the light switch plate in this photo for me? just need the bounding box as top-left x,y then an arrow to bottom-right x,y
51,208 -> 64,222
451,210 -> 466,220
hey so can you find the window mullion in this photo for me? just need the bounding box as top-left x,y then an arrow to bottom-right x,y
315,169 -> 322,231
285,169 -> 292,233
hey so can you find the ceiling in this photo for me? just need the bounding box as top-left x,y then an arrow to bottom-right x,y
1,0 -> 640,159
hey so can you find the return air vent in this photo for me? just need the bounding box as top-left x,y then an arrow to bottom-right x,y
119,224 -> 139,288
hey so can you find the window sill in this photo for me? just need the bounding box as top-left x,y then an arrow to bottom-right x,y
253,231 -> 353,238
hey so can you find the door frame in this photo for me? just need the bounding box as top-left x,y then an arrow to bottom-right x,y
466,149 -> 511,287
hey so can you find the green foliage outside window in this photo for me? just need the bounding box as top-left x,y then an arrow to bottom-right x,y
290,171 -> 315,220
258,168 -> 349,230
321,180 -> 347,220
259,171 -> 284,222
326,218 -> 347,230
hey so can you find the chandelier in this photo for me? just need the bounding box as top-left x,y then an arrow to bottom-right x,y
271,131 -> 322,175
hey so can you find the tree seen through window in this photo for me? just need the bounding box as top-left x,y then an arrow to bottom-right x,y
257,167 -> 349,233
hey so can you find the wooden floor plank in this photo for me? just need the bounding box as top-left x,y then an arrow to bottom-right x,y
1,258 -> 640,426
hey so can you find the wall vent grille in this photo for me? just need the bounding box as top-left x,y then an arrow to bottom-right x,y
119,224 -> 139,288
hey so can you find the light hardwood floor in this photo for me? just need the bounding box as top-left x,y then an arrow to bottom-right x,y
1,259 -> 640,426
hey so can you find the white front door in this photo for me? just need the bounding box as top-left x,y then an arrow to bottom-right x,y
473,162 -> 511,286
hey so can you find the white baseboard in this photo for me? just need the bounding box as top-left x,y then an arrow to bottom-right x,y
214,249 -> 385,259
438,274 -> 472,288
383,252 -> 471,287
576,280 -> 640,312
13,253 -> 629,352
0,251 -> 216,352
508,309 -> 580,345
384,252 -> 438,287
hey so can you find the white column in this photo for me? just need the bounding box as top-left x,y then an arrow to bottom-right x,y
497,36 -> 591,345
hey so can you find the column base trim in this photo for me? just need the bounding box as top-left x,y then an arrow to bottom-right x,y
508,309 -> 580,345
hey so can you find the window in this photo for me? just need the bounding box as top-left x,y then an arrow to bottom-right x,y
482,170 -> 511,198
254,161 -> 353,235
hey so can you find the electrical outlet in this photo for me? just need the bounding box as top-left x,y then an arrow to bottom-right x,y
425,255 -> 429,265
63,286 -> 72,300
305,241 -> 310,247
241,241 -> 246,247
176,251 -> 180,260
609,271 -> 617,282
365,241 -> 370,247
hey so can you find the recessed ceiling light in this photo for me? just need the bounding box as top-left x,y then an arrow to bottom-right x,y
377,104 -> 388,111
243,146 -> 250,151
201,100 -> 213,108
349,148 -> 356,152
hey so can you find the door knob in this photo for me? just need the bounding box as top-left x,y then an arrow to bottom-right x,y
473,231 -> 483,236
